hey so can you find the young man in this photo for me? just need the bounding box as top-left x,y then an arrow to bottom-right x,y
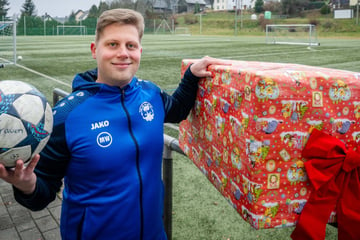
0,8 -> 227,240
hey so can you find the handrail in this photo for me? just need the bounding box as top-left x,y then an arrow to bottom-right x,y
53,88 -> 184,239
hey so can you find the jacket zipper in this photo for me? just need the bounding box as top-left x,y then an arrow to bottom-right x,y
121,89 -> 144,240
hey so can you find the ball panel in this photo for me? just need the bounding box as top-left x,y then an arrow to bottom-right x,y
13,94 -> 44,125
43,103 -> 54,133
0,145 -> 32,167
0,114 -> 27,147
0,81 -> 33,95
33,135 -> 51,156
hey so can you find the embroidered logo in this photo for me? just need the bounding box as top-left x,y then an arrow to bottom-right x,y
91,120 -> 109,130
96,132 -> 112,148
139,102 -> 154,122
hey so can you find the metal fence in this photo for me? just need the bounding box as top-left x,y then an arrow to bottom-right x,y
53,88 -> 184,240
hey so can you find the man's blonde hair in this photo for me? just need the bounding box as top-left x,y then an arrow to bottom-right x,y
95,8 -> 144,42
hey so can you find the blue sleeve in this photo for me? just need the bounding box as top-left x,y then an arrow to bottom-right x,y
162,65 -> 200,123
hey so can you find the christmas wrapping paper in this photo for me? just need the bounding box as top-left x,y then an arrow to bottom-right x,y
178,59 -> 360,229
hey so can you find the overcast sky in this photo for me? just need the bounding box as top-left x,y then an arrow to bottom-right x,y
8,0 -> 102,17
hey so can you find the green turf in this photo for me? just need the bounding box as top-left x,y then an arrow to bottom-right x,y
1,34 -> 357,239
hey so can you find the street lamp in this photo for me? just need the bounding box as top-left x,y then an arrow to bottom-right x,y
234,0 -> 243,35
357,0 -> 359,25
234,0 -> 238,35
43,12 -> 47,36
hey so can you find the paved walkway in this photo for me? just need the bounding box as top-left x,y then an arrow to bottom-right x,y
0,179 -> 62,240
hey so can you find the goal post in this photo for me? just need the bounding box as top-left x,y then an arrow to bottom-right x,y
174,27 -> 191,36
265,24 -> 320,47
0,20 -> 17,66
56,25 -> 87,36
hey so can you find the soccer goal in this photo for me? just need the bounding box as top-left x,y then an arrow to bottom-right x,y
56,25 -> 87,36
175,27 -> 191,36
155,19 -> 173,34
0,20 -> 17,66
265,24 -> 320,47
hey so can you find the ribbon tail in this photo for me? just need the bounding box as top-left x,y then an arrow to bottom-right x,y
291,179 -> 339,240
337,170 -> 360,240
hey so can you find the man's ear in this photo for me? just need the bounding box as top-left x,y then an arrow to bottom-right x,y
90,42 -> 96,59
140,47 -> 143,54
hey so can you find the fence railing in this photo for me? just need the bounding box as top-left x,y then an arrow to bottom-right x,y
53,88 -> 184,240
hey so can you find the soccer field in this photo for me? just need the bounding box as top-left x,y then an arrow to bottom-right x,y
1,34 -> 359,103
1,34 -> 358,239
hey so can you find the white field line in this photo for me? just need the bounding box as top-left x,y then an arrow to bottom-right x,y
15,63 -> 71,88
219,48 -> 343,59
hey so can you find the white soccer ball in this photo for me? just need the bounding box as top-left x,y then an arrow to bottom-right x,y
17,56 -> 22,61
0,81 -> 53,167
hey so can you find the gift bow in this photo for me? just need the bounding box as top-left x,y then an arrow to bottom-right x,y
291,129 -> 360,240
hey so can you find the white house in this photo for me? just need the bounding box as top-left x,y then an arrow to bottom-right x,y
214,0 -> 253,11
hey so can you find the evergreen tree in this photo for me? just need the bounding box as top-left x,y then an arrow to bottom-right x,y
0,0 -> 10,18
88,4 -> 99,18
67,11 -> 76,24
98,1 -> 110,15
21,0 -> 37,17
254,0 -> 264,13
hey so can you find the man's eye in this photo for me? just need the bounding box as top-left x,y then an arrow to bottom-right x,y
109,43 -> 117,47
128,44 -> 136,49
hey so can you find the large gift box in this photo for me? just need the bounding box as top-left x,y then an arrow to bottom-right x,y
178,59 -> 360,229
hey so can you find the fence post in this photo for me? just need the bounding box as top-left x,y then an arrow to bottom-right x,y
163,136 -> 174,240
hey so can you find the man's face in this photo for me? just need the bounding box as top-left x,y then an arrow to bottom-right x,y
91,23 -> 142,88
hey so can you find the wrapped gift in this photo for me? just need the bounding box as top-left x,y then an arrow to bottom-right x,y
178,59 -> 360,229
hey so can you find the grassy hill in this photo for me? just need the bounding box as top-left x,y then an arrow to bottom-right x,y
174,10 -> 360,37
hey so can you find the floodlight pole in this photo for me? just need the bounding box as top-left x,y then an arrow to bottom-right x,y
43,13 -> 47,36
357,0 -> 359,25
240,0 -> 243,29
199,13 -> 202,34
234,0 -> 238,35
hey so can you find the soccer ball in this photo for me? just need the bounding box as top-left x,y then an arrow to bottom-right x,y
0,81 -> 53,167
17,56 -> 22,61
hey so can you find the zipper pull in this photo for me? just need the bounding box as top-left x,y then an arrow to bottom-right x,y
121,88 -> 125,101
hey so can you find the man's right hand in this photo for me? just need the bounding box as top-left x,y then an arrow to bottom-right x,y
0,154 -> 39,195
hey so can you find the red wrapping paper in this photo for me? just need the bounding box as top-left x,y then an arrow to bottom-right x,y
179,59 -> 360,229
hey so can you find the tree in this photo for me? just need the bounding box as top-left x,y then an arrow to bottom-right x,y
67,11 -> 76,24
88,4 -> 99,18
281,0 -> 310,16
254,0 -> 264,13
98,1 -> 110,15
209,0 -> 214,10
21,0 -> 37,17
0,0 -> 10,18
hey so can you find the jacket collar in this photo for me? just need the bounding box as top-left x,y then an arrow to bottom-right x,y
72,68 -> 139,94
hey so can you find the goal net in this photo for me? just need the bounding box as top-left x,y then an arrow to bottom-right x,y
0,20 -> 17,66
57,25 -> 87,35
175,27 -> 191,36
266,24 -> 320,47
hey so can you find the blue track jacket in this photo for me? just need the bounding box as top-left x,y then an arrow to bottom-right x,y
14,67 -> 199,240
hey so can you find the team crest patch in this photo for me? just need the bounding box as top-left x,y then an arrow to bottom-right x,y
139,102 -> 154,122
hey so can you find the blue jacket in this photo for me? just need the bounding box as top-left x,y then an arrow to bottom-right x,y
14,67 -> 199,240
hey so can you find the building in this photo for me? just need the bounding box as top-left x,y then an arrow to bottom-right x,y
74,10 -> 89,22
214,0 -> 252,11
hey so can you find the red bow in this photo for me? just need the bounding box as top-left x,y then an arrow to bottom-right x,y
291,129 -> 360,240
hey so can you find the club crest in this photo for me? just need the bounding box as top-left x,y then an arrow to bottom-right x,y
139,102 -> 154,122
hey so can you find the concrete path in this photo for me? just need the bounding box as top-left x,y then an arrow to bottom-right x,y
0,179 -> 62,240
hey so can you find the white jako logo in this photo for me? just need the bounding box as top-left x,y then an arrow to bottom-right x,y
139,102 -> 154,122
97,132 -> 112,148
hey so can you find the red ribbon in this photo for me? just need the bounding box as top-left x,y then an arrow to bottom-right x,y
291,129 -> 360,240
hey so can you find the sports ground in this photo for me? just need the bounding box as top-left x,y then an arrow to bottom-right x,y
1,34 -> 359,239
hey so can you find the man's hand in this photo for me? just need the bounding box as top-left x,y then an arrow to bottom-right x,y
189,56 -> 231,78
0,154 -> 39,195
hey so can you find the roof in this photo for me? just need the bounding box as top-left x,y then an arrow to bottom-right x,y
185,0 -> 207,4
